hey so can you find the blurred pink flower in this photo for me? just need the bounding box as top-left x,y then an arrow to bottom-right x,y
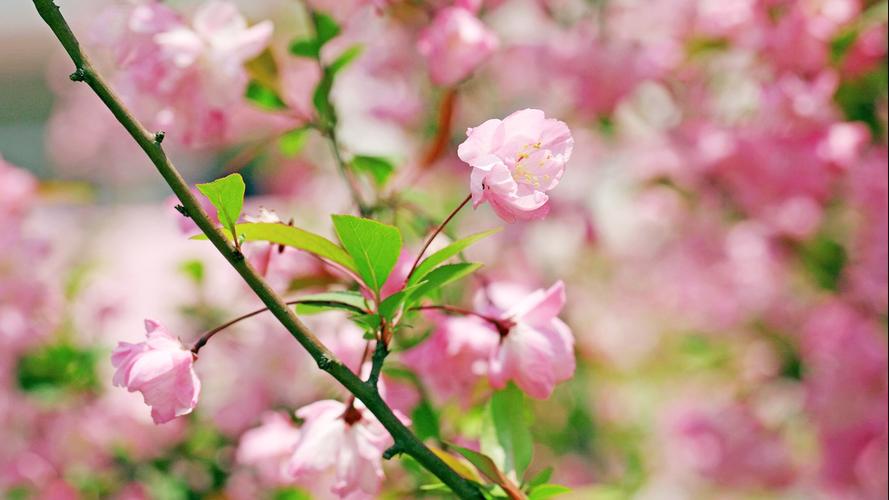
671,403 -> 795,489
0,155 -> 38,220
476,281 -> 575,399
287,400 -> 392,498
237,412 -> 301,485
458,109 -> 573,223
111,320 -> 201,424
417,7 -> 498,87
402,313 -> 499,402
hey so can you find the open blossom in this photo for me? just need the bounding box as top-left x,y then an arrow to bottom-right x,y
417,7 -> 498,87
237,412 -> 301,485
402,313 -> 498,402
111,320 -> 201,424
476,281 -> 575,399
458,109 -> 574,223
287,400 -> 393,498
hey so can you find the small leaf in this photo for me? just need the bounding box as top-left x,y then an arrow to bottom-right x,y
312,11 -> 341,46
481,384 -> 534,480
193,222 -> 355,272
351,313 -> 381,333
279,127 -> 310,157
332,215 -> 402,294
196,173 -> 246,240
452,446 -> 526,500
351,155 -> 395,187
527,467 -> 553,489
329,44 -> 364,74
528,485 -> 571,500
428,445 -> 483,484
289,38 -> 319,59
408,228 -> 501,286
293,291 -> 369,315
312,71 -> 336,128
178,259 -> 205,284
407,262 -> 482,303
245,49 -> 281,94
245,80 -> 288,110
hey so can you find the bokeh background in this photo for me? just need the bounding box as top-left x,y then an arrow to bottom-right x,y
1,0 -> 887,499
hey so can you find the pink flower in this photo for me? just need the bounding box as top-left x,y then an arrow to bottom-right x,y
154,1 -> 273,106
671,403 -> 795,488
287,400 -> 393,498
111,320 -> 201,424
458,109 -> 574,223
417,7 -> 498,87
237,412 -> 301,485
476,281 -> 575,399
0,155 -> 37,220
402,313 -> 498,402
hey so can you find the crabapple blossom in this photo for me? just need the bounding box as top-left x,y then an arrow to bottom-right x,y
111,320 -> 201,424
417,7 -> 499,87
287,400 -> 394,498
458,109 -> 573,223
476,280 -> 575,399
236,412 -> 302,485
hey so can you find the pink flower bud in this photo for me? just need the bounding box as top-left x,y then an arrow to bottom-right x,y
111,320 -> 201,424
417,7 -> 499,87
458,109 -> 573,223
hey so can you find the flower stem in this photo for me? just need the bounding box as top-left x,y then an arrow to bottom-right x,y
31,2 -> 481,497
406,193 -> 472,281
413,304 -> 514,337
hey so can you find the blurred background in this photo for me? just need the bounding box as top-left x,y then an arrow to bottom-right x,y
1,0 -> 887,499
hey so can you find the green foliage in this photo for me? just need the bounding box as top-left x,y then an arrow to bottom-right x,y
799,233 -> 847,291
196,173 -> 246,242
293,290 -> 370,315
481,384 -> 534,479
17,342 -> 100,396
245,80 -> 287,110
178,259 -> 205,284
279,127 -> 310,157
408,228 -> 501,286
329,44 -> 363,74
195,222 -> 356,272
332,215 -> 402,294
528,484 -> 572,499
408,262 -> 483,302
272,487 -> 312,500
834,64 -> 888,138
411,400 -> 441,441
351,155 -> 396,187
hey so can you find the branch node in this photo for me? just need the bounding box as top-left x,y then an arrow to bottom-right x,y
316,354 -> 333,371
174,204 -> 189,217
382,444 -> 404,460
231,250 -> 245,262
154,131 -> 165,144
68,68 -> 85,82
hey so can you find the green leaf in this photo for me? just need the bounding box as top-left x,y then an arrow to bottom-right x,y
408,228 -> 501,286
452,446 -> 526,499
528,484 -> 571,500
428,445 -> 484,484
293,291 -> 369,315
289,38 -> 319,59
312,11 -> 341,46
196,173 -> 246,240
312,71 -> 336,128
194,222 -> 355,272
411,400 -> 441,441
407,262 -> 483,302
329,44 -> 364,74
178,259 -> 205,284
332,215 -> 402,294
17,343 -> 100,396
279,127 -> 310,157
245,80 -> 287,110
351,155 -> 395,187
799,234 -> 847,291
527,467 -> 553,489
481,384 -> 534,479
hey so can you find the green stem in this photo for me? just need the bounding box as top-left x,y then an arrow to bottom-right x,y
32,2 -> 481,497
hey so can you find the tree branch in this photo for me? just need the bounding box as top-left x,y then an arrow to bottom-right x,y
31,2 -> 481,497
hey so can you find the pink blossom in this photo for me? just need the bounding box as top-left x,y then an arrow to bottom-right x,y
237,412 -> 301,485
417,7 -> 498,87
476,281 -> 575,399
671,403 -> 795,488
111,320 -> 201,424
402,313 -> 499,402
0,155 -> 37,220
458,109 -> 574,223
287,400 -> 392,498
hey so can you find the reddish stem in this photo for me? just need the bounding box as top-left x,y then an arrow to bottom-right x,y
405,193 -> 472,282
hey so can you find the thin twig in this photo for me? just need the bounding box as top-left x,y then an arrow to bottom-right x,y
406,193 -> 472,281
